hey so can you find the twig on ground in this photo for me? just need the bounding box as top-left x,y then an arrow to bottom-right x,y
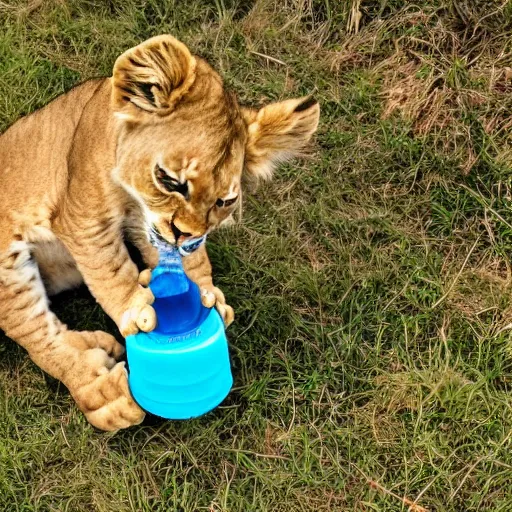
248,50 -> 287,66
352,464 -> 429,512
367,479 -> 429,512
431,236 -> 481,309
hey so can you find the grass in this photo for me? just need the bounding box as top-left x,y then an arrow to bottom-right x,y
2,0 -> 512,510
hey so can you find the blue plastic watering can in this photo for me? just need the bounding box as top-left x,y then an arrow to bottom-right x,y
126,236 -> 233,419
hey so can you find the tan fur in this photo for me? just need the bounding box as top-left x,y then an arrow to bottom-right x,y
0,35 -> 320,431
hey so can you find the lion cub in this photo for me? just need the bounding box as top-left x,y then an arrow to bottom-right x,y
0,35 -> 319,430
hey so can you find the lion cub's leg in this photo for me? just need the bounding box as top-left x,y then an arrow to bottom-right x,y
32,239 -> 84,295
123,208 -> 160,272
55,213 -> 157,338
0,241 -> 145,431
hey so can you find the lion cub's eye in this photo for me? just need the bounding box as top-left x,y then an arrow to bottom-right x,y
216,196 -> 238,208
155,165 -> 188,197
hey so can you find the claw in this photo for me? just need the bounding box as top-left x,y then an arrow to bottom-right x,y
138,269 -> 152,286
201,288 -> 216,308
119,286 -> 156,337
136,304 -> 157,332
199,286 -> 235,327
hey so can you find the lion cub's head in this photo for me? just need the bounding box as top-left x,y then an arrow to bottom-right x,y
111,35 -> 319,246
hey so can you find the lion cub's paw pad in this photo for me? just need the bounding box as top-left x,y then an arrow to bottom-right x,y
200,286 -> 235,327
138,269 -> 152,287
120,287 -> 156,337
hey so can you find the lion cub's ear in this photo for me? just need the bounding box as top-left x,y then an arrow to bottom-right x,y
242,96 -> 320,184
112,35 -> 197,119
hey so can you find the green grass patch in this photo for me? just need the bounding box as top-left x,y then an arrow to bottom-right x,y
2,0 -> 512,510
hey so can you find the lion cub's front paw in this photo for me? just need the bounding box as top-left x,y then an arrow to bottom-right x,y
200,285 -> 235,327
120,285 -> 156,337
73,358 -> 145,431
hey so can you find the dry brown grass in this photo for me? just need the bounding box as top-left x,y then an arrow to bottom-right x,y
3,1 -> 512,511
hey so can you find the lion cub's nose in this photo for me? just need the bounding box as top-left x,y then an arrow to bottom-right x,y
170,221 -> 192,242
